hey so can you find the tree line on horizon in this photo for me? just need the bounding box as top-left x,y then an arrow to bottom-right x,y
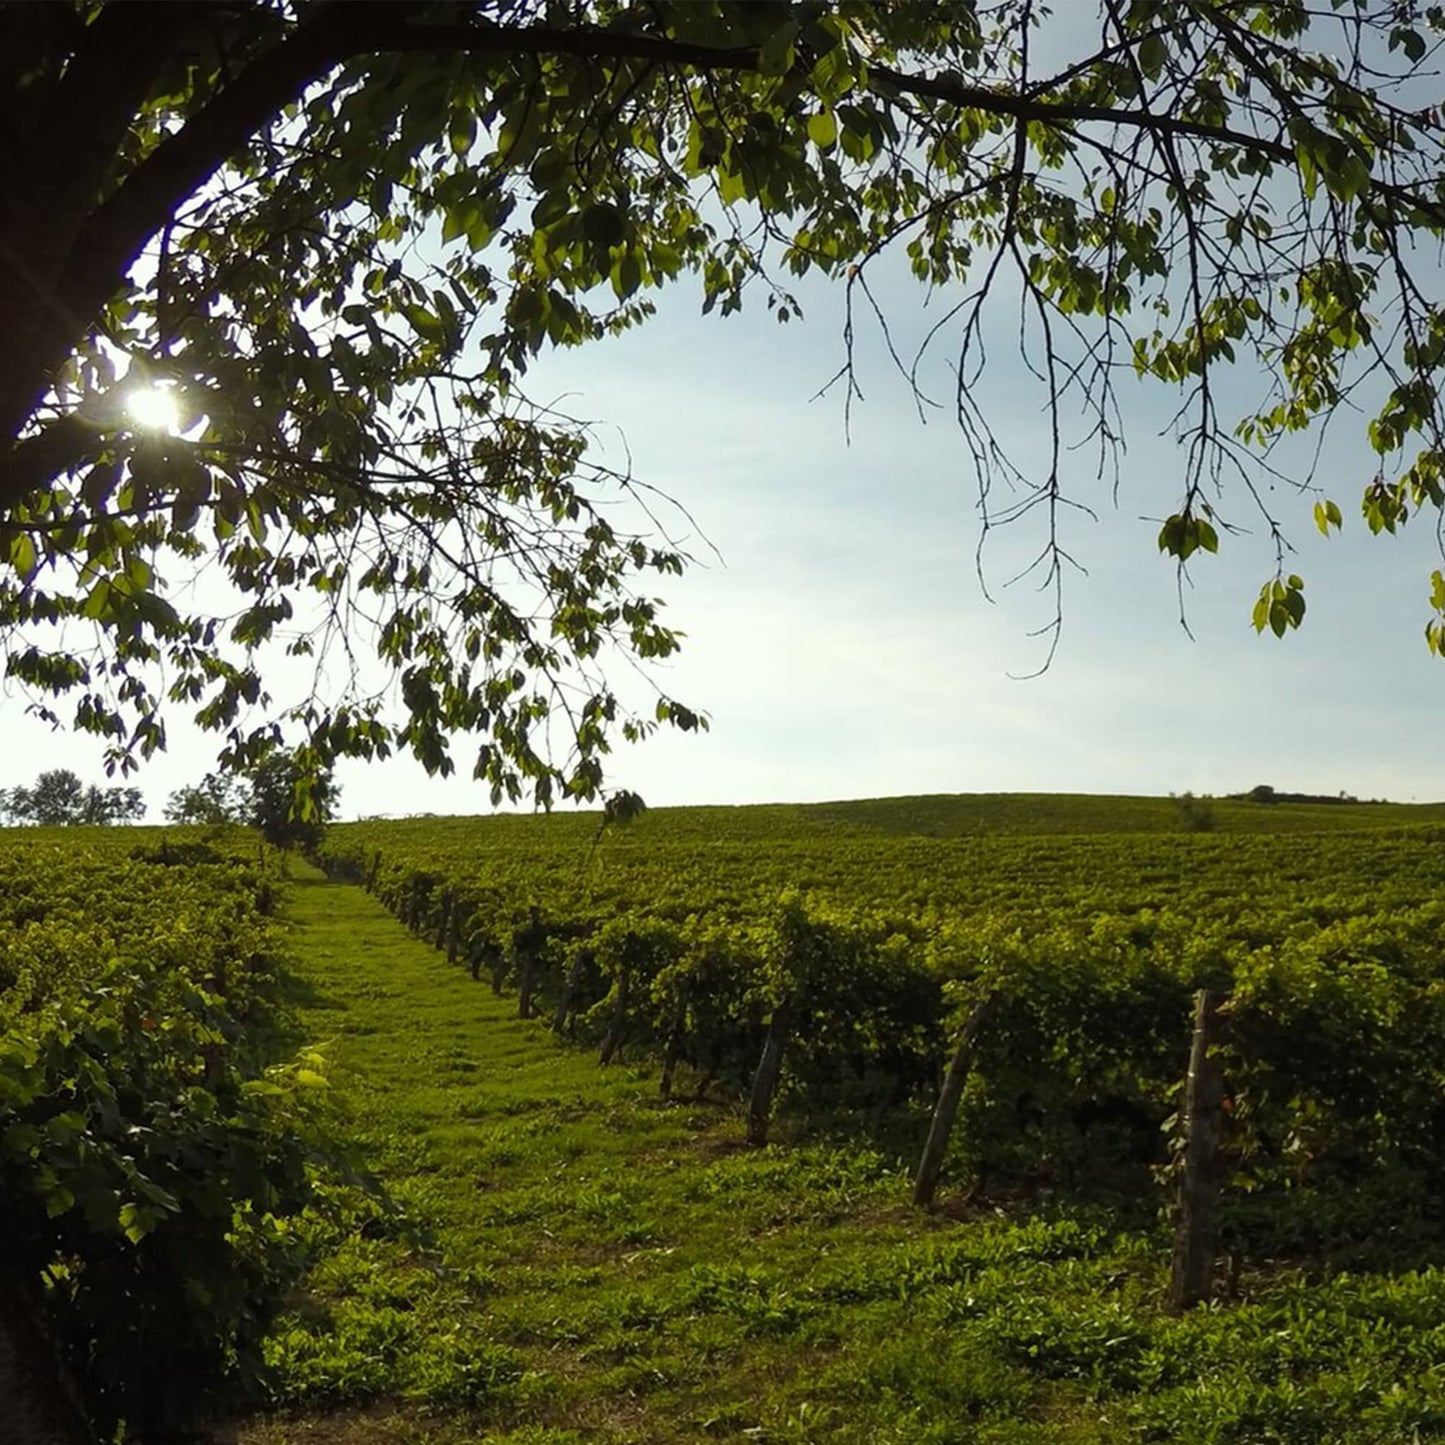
0,753 -> 338,848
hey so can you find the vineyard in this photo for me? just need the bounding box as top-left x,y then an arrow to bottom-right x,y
5,796 -> 1445,1443
318,799 -> 1445,1260
0,830 -> 333,1441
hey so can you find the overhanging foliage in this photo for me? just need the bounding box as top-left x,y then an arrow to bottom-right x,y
5,1 -> 1445,799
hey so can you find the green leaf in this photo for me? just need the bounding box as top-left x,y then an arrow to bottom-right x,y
1252,590 -> 1270,633
1157,513 -> 1216,561
807,111 -> 837,150
610,251 -> 643,301
757,20 -> 798,77
1138,32 -> 1167,78
119,1200 -> 156,1244
581,202 -> 626,250
448,110 -> 476,158
8,531 -> 37,581
404,303 -> 445,344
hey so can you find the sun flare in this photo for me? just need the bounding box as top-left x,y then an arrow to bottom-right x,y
127,384 -> 181,435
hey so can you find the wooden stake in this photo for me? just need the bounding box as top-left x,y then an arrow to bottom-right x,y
747,999 -> 794,1146
1169,988 -> 1228,1311
444,892 -> 461,964
517,949 -> 536,1018
597,963 -> 631,1065
912,993 -> 998,1208
660,997 -> 688,1100
553,950 -> 586,1034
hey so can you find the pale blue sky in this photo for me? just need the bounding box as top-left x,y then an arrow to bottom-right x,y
11,251 -> 1441,817
497,262 -> 1445,810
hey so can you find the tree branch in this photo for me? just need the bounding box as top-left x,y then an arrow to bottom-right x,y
6,0 -> 1444,525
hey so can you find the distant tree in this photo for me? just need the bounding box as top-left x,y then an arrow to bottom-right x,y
0,768 -> 145,825
1234,782 -> 1366,806
163,770 -> 250,826
246,750 -> 338,852
1172,791 -> 1217,834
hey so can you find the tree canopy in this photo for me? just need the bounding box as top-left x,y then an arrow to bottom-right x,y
0,767 -> 145,825
6,0 -> 1445,805
244,747 -> 340,850
163,767 -> 251,826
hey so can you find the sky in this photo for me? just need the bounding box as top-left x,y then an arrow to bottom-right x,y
9,254 -> 1444,817
5,14 -> 1445,817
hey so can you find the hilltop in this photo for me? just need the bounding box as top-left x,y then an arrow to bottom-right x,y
383,790 -> 1445,843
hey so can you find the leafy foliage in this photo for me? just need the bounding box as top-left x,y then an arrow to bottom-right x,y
246,747 -> 340,853
164,766 -> 251,825
321,799 -> 1445,1245
6,3 -> 1445,797
0,766 -> 144,825
0,832 -> 334,1437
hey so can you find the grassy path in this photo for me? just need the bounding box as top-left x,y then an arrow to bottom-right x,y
245,862 -> 733,1442
234,866 -> 1445,1445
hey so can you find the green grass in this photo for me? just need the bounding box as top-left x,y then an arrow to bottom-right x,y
234,861 -> 1445,1445
385,791 -> 1445,844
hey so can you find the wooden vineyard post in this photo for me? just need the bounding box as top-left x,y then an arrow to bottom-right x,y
747,999 -> 794,1146
597,964 -> 631,1066
444,893 -> 461,964
1169,988 -> 1228,1311
553,951 -> 586,1034
466,937 -> 500,985
517,948 -> 537,1018
659,996 -> 689,1100
912,993 -> 998,1208
516,908 -> 543,1015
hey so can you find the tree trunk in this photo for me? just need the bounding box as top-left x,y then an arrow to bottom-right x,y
1169,988 -> 1228,1311
747,999 -> 793,1147
912,993 -> 998,1207
597,964 -> 631,1066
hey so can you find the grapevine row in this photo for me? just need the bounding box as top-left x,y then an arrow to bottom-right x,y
0,831 -> 329,1439
319,815 -> 1445,1279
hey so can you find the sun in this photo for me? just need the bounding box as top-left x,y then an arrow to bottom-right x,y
127,384 -> 181,435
